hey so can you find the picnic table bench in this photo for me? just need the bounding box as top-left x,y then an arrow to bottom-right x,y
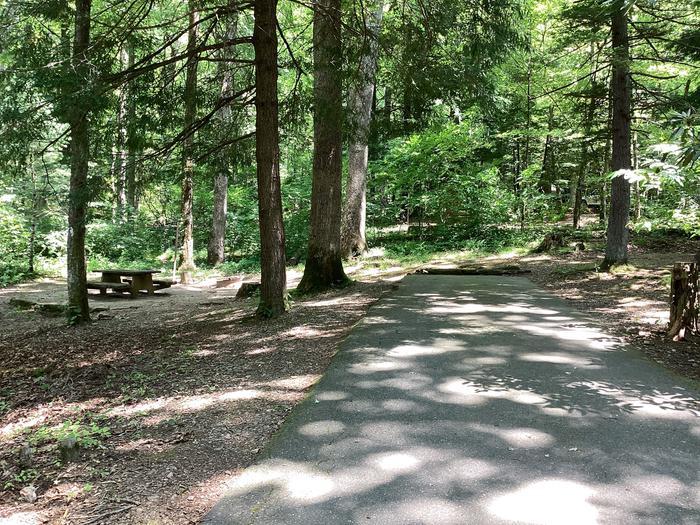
87,270 -> 174,298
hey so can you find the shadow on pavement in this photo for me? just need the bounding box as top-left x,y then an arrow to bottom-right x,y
204,276 -> 700,525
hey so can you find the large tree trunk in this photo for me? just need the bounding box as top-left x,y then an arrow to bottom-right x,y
254,0 -> 287,317
207,11 -> 238,266
298,0 -> 347,293
179,0 -> 199,284
66,0 -> 92,324
341,0 -> 384,259
603,5 -> 632,270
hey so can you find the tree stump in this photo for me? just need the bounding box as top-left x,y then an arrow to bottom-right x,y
535,232 -> 567,253
236,282 -> 261,299
668,262 -> 700,341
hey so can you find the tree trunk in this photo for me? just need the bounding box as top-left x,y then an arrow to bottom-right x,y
540,105 -> 554,194
603,5 -> 632,270
179,0 -> 199,284
668,263 -> 699,341
254,0 -> 287,317
573,44 -> 600,230
207,10 -> 238,266
208,171 -> 228,265
298,0 -> 347,293
66,0 -> 92,324
114,46 -> 129,222
341,0 -> 384,259
125,40 -> 138,216
573,161 -> 586,230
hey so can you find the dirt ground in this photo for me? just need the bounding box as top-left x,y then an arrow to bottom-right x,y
1,230 -> 698,524
0,272 -> 395,524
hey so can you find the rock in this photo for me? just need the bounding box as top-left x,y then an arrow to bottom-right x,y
18,444 -> 33,468
20,485 -> 37,503
236,282 -> 261,299
59,436 -> 80,463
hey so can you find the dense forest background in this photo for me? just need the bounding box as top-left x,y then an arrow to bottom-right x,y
1,0 -> 699,317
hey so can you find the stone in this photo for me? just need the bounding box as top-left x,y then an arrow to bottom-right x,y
59,436 -> 80,463
20,485 -> 37,503
18,444 -> 33,468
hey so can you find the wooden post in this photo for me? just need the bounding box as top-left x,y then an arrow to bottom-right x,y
668,262 -> 700,341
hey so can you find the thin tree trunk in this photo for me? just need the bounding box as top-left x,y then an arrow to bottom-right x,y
603,4 -> 632,270
66,0 -> 92,324
574,43 -> 600,230
633,130 -> 642,219
600,86 -> 613,224
28,156 -> 37,274
254,0 -> 287,317
115,46 -> 129,221
125,39 -> 138,216
208,171 -> 228,265
298,0 -> 347,293
341,0 -> 384,259
207,11 -> 238,266
179,0 -> 199,284
540,105 -> 554,194
524,54 -> 532,168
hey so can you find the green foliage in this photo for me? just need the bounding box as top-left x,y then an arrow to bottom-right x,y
3,468 -> 39,490
29,418 -> 111,450
86,221 -> 173,269
369,120 -> 513,231
0,202 -> 32,286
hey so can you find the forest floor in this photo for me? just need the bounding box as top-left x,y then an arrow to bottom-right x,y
1,224 -> 698,524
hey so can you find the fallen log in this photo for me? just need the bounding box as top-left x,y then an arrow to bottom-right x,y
668,262 -> 700,341
415,266 -> 532,277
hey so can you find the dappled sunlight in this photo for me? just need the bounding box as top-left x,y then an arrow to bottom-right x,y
487,479 -> 599,525
0,511 -> 43,525
369,452 -> 421,473
315,390 -> 349,402
349,358 -> 413,374
519,352 -> 597,367
388,339 -> 465,358
1,413 -> 49,440
109,389 -> 265,422
469,424 -> 555,449
202,276 -> 700,524
566,381 -> 700,419
264,375 -> 319,391
299,420 -> 346,438
514,322 -> 620,351
364,497 -> 472,524
225,460 -> 336,503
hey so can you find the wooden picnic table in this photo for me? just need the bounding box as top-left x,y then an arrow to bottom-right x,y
89,269 -> 172,297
